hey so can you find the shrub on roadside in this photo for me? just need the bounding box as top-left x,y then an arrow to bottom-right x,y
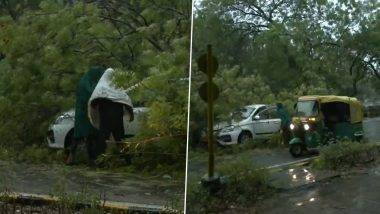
17,145 -> 62,164
186,156 -> 274,213
218,133 -> 285,155
267,132 -> 285,148
313,141 -> 380,170
0,145 -> 65,164
96,136 -> 186,177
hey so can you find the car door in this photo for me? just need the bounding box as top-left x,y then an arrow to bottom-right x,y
124,108 -> 139,136
267,108 -> 281,133
253,106 -> 267,116
124,107 -> 148,136
252,109 -> 270,135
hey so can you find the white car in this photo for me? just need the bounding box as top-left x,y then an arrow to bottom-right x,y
215,105 -> 282,145
47,107 -> 148,150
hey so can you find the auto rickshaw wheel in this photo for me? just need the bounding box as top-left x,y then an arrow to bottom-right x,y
289,144 -> 303,158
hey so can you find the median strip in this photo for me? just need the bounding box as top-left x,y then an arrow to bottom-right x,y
0,192 -> 170,213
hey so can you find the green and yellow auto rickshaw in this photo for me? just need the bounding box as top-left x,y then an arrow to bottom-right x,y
289,95 -> 364,157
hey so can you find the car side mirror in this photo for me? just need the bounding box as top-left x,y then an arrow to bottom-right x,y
253,115 -> 260,120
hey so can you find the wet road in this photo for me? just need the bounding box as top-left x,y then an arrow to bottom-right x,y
251,117 -> 380,214
187,148 -> 303,183
255,165 -> 380,214
0,161 -> 183,208
364,117 -> 380,142
188,117 -> 380,180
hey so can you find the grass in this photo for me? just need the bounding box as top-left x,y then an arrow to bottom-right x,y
95,136 -> 186,179
190,132 -> 285,157
313,141 -> 380,170
0,170 -> 105,214
0,135 -> 186,179
0,145 -> 66,164
186,155 -> 275,213
53,181 -> 104,213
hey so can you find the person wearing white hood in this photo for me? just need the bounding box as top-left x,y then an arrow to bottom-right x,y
87,68 -> 134,166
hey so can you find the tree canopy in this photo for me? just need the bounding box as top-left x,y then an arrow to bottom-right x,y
189,0 -> 379,145
0,0 -> 191,147
191,0 -> 379,124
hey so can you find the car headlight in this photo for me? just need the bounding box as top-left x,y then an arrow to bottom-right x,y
290,123 -> 295,130
304,124 -> 310,131
222,125 -> 236,132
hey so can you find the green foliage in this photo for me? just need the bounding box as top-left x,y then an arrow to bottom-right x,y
96,136 -> 186,177
313,141 -> 380,170
0,1 -> 113,147
0,144 -> 65,164
265,132 -> 284,148
218,135 -> 285,155
55,185 -> 102,212
366,105 -> 380,118
0,0 -> 190,170
190,0 -> 380,146
186,156 -> 274,213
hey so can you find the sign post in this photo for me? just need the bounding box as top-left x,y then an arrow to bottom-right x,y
198,45 -> 221,188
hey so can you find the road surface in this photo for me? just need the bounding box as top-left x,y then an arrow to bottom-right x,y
253,162 -> 380,214
188,117 -> 380,180
192,117 -> 380,213
0,161 -> 184,211
364,117 -> 380,142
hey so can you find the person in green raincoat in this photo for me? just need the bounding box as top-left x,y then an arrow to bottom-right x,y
66,66 -> 105,165
276,103 -> 291,145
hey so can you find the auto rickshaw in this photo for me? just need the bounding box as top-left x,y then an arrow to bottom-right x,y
289,95 -> 364,157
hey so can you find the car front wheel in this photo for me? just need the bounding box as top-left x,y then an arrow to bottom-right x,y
238,131 -> 252,144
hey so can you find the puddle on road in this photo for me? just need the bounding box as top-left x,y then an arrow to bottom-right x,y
288,168 -> 316,184
293,188 -> 319,208
259,163 -> 380,213
269,166 -> 336,190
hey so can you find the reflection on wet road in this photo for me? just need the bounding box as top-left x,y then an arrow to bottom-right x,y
258,165 -> 380,213
256,117 -> 380,214
289,168 -> 316,183
188,117 -> 380,213
269,165 -> 340,191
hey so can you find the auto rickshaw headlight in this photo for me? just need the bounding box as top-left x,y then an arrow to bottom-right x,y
290,123 -> 295,130
304,124 -> 310,131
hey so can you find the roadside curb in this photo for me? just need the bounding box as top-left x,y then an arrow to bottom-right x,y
0,192 -> 177,213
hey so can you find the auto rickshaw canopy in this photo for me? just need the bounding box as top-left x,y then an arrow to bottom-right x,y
298,95 -> 364,124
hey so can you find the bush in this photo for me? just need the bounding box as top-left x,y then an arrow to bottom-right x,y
267,132 -> 285,148
313,141 -> 380,170
0,145 -> 65,164
186,156 -> 274,213
217,133 -> 285,155
96,136 -> 186,177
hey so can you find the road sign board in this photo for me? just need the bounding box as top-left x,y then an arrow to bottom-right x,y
198,81 -> 219,102
197,54 -> 218,77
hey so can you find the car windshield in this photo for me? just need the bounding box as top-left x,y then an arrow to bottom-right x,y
296,100 -> 318,117
231,107 -> 255,121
